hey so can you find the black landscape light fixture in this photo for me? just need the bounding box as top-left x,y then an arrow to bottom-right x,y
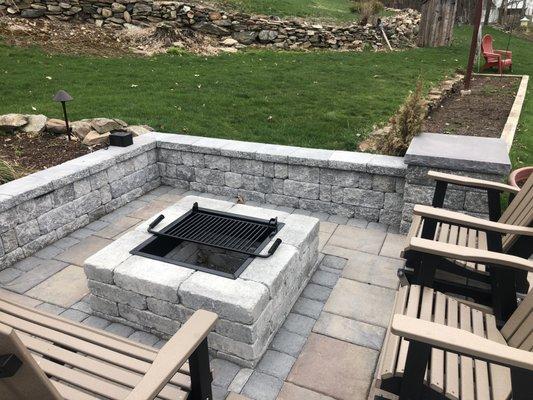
53,90 -> 74,141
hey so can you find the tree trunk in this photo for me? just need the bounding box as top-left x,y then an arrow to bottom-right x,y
484,0 -> 492,25
418,0 -> 459,47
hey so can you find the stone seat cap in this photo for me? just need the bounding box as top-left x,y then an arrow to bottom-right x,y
405,133 -> 511,175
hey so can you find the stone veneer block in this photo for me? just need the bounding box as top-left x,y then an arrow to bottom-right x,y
405,133 -> 511,174
85,196 -> 319,366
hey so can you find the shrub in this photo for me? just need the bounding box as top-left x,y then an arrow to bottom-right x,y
350,1 -> 384,19
0,159 -> 17,184
376,78 -> 425,156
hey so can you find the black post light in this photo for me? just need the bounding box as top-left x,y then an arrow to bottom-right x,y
53,90 -> 74,141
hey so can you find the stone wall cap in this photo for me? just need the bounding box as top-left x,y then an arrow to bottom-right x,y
405,133 -> 511,175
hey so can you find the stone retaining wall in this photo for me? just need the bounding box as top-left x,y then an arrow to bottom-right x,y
156,135 -> 407,226
0,132 -> 512,270
3,0 -> 420,50
0,136 -> 159,268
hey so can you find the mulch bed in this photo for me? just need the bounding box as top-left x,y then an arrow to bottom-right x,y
0,132 -> 102,176
422,75 -> 520,138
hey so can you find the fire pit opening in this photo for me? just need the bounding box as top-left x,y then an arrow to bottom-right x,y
131,202 -> 284,279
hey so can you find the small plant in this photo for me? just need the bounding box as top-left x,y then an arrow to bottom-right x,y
376,78 -> 425,156
0,159 -> 17,184
351,0 -> 384,23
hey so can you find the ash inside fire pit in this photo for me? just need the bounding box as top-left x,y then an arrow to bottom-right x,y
133,236 -> 251,277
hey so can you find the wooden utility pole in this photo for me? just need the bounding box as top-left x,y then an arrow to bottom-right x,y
418,0 -> 459,47
464,0 -> 483,90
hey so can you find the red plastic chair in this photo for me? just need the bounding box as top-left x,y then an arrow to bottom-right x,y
481,34 -> 512,74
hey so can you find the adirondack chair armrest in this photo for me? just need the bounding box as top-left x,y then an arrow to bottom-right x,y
427,171 -> 520,194
391,314 -> 533,371
125,310 -> 218,400
412,205 -> 533,236
495,49 -> 512,57
407,237 -> 533,272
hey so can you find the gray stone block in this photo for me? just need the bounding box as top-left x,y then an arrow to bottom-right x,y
372,175 -> 397,192
319,185 -> 332,202
384,192 -> 404,212
36,302 -> 65,315
367,154 -> 407,177
73,178 -> 92,198
328,150 -> 371,171
83,315 -> 111,330
282,313 -> 316,337
270,328 -> 306,357
291,297 -> 323,319
0,267 -> 22,284
105,322 -> 135,338
88,294 -> 119,316
302,283 -> 332,302
211,358 -> 241,388
205,155 -> 231,171
310,270 -> 338,288
321,255 -> 347,270
37,202 -> 77,233
265,194 -> 299,208
15,220 -> 40,246
88,280 -> 147,309
352,206 -> 380,222
128,330 -> 160,346
242,371 -> 283,400
179,272 -> 269,324
118,304 -> 180,335
274,164 -> 288,178
288,165 -> 320,183
231,159 -> 263,176
288,148 -> 333,168
0,229 -> 18,253
114,256 -> 193,302
405,133 -> 511,175
181,152 -> 205,168
253,176 -> 273,193
320,169 -> 359,187
60,308 -> 89,322
146,297 -> 194,324
257,350 -> 296,380
343,188 -> 384,208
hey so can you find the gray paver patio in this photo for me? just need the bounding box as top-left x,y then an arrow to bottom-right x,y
0,186 -> 404,400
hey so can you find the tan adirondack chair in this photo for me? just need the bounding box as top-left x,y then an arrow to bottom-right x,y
371,237 -> 533,400
0,297 -> 217,400
402,172 -> 533,321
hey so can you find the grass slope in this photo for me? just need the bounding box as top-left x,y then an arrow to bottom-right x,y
212,0 -> 357,22
0,27 -> 530,165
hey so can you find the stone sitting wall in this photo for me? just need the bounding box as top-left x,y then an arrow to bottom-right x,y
0,136 -> 160,268
156,136 -> 406,227
0,132 -> 511,270
3,0 -> 420,50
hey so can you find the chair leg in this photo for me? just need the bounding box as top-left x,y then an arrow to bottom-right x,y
511,367 -> 533,400
188,339 -> 213,400
399,341 -> 431,400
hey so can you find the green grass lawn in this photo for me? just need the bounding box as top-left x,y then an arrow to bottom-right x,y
213,0 -> 358,22
0,26 -> 531,166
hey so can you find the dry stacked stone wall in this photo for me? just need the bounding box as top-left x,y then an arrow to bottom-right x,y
3,0 -> 420,50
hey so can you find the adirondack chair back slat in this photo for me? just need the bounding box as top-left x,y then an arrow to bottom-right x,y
500,290 -> 533,350
481,35 -> 494,55
500,174 -> 533,252
0,322 -> 62,400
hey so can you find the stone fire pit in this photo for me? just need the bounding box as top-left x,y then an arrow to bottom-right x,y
84,196 -> 319,366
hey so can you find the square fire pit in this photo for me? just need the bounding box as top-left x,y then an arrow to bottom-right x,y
84,196 -> 319,366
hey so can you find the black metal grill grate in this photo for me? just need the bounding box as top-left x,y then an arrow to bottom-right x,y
146,202 -> 283,258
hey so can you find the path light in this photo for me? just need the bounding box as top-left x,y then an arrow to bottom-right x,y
53,90 -> 73,141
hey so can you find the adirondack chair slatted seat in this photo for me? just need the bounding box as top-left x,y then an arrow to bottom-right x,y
481,34 -> 513,74
402,172 -> 533,320
371,237 -> 533,400
0,297 -> 217,400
